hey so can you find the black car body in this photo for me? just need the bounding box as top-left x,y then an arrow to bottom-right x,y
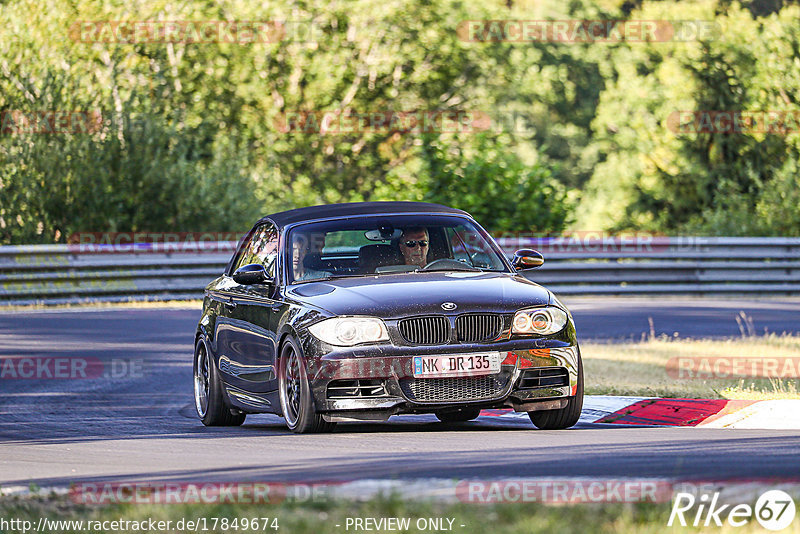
194,201 -> 583,432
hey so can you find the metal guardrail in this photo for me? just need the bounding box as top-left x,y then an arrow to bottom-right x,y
1,237 -> 800,305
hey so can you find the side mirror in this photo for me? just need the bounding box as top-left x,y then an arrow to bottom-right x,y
512,249 -> 544,270
232,263 -> 269,285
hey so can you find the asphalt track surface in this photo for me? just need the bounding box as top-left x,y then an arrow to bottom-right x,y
1,297 -> 800,488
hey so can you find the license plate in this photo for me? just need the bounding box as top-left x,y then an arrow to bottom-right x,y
413,352 -> 502,378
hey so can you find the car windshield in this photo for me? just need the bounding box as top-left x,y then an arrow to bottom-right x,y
286,214 -> 508,283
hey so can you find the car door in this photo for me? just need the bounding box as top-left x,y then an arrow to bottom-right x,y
216,223 -> 282,397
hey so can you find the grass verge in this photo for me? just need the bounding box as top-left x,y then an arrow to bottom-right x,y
0,492 -> 789,534
583,333 -> 800,399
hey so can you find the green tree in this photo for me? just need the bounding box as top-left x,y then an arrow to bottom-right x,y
577,1 -> 800,235
420,134 -> 572,234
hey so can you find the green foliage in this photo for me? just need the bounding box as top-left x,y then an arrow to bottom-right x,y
0,102 -> 260,243
2,0 -> 800,243
420,135 -> 572,234
578,1 -> 800,235
0,0 -> 263,243
0,0 -> 581,243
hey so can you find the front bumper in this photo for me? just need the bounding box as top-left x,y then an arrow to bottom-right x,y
305,344 -> 580,416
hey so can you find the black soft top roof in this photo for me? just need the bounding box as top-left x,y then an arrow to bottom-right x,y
260,201 -> 470,228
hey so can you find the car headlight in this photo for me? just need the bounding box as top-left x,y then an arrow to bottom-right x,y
512,306 -> 568,335
308,317 -> 389,346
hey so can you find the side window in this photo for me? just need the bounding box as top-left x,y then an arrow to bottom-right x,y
234,224 -> 279,277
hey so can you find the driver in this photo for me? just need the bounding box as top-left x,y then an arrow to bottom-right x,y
398,227 -> 429,268
292,232 -> 330,281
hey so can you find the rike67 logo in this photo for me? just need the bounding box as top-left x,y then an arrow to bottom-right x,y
669,490 -> 796,530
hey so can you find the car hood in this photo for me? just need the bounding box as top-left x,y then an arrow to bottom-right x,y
287,271 -> 552,318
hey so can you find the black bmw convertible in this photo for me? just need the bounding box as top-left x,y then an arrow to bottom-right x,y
194,201 -> 583,433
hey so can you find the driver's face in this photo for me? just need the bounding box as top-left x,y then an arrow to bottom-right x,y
293,233 -> 325,277
292,235 -> 309,275
399,229 -> 429,267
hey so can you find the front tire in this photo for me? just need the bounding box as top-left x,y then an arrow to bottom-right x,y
194,337 -> 246,427
278,337 -> 335,434
528,346 -> 584,430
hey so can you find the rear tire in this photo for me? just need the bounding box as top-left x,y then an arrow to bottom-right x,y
278,337 -> 336,434
528,346 -> 584,430
435,407 -> 482,423
194,337 -> 246,427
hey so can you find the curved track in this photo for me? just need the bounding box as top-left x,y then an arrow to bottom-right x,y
1,298 -> 800,488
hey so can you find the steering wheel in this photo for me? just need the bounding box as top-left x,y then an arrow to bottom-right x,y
420,258 -> 476,271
